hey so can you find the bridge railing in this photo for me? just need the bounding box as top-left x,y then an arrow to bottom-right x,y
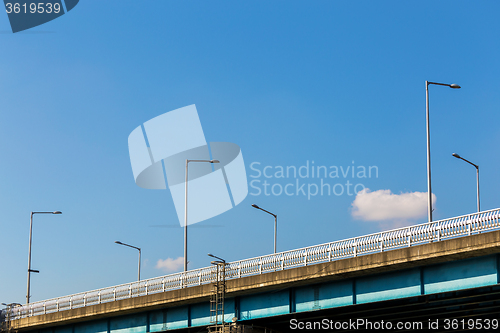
5,208 -> 500,320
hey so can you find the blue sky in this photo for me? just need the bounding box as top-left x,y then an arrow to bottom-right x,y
1,1 -> 500,304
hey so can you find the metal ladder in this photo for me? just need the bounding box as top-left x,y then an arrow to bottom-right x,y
208,262 -> 226,333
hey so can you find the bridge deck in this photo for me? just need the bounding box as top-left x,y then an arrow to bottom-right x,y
7,230 -> 500,332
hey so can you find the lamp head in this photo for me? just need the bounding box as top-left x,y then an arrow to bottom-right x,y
450,84 -> 461,89
251,204 -> 260,209
53,211 -> 62,214
210,160 -> 220,163
452,153 -> 461,159
115,241 -> 123,245
208,253 -> 225,262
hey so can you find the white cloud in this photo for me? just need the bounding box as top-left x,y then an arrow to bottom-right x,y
351,188 -> 436,226
156,257 -> 184,273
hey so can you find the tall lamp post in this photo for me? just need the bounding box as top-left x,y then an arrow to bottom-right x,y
452,153 -> 480,212
115,241 -> 141,281
251,204 -> 277,253
426,81 -> 461,222
27,211 -> 62,304
184,159 -> 219,271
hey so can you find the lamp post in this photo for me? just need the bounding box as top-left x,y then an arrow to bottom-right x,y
27,211 -> 62,304
1,303 -> 21,307
115,241 -> 141,281
251,204 -> 277,253
426,81 -> 461,222
452,153 -> 480,212
184,159 -> 220,271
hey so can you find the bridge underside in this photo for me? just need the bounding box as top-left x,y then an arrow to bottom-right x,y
10,283 -> 500,333
247,284 -> 500,332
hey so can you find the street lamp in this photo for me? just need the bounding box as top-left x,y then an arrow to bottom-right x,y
184,159 -> 220,271
208,253 -> 226,264
1,303 -> 21,307
452,153 -> 480,212
426,81 -> 461,222
251,204 -> 277,253
27,211 -> 62,304
115,241 -> 141,281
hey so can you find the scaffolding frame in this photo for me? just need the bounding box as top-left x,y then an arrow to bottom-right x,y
1,303 -> 21,333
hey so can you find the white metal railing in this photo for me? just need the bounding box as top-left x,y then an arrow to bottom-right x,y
3,208 -> 500,321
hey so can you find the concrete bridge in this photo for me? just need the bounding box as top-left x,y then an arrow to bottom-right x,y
2,209 -> 500,332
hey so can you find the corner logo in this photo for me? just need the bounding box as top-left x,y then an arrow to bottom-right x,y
3,0 -> 79,33
128,105 -> 248,226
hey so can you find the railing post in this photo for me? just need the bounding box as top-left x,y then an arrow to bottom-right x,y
69,297 -> 72,310
353,239 -> 357,257
380,235 -> 384,252
162,278 -> 165,292
304,250 -> 308,265
56,299 -> 59,311
259,258 -> 262,274
98,291 -> 101,304
479,214 -> 483,233
113,288 -> 116,301
129,285 -> 132,298
407,228 -> 411,247
145,282 -> 148,295
43,302 -> 46,315
238,262 -> 241,278
83,294 -> 86,306
468,214 -> 472,235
